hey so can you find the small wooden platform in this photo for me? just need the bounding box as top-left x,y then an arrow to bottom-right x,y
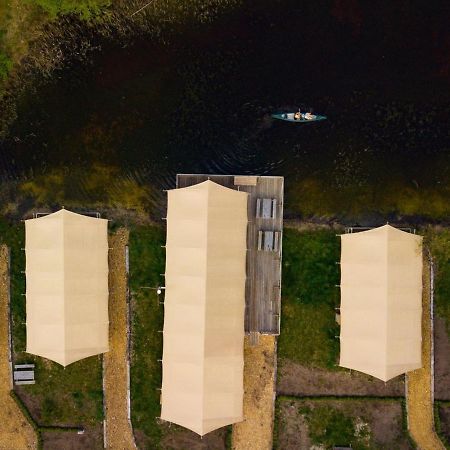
176,174 -> 284,335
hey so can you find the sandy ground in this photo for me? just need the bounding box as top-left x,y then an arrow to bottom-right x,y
103,229 -> 137,450
406,256 -> 446,450
232,335 -> 276,450
276,398 -> 411,450
277,359 -> 404,397
434,317 -> 450,400
0,245 -> 37,449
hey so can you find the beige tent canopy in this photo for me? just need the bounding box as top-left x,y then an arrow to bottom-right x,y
161,180 -> 248,436
25,209 -> 109,367
339,225 -> 423,381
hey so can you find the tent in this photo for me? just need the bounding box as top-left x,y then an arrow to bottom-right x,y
25,209 -> 109,367
339,225 -> 423,381
161,180 -> 248,435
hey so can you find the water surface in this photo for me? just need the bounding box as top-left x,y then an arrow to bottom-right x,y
1,1 -> 449,220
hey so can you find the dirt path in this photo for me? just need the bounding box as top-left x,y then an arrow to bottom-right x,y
232,335 -> 276,450
406,256 -> 445,450
104,229 -> 136,450
0,245 -> 37,450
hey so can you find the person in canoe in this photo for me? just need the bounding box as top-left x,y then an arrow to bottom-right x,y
305,109 -> 317,120
294,109 -> 302,120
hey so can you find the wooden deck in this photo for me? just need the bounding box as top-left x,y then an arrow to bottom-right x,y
176,174 -> 284,335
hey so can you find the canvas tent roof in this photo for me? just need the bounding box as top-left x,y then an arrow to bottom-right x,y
25,209 -> 109,367
161,180 -> 248,436
339,225 -> 423,381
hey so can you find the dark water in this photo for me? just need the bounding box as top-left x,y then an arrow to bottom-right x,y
1,1 -> 450,219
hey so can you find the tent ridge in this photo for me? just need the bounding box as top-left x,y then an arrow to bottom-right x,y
385,225 -> 389,359
63,209 -> 67,364
25,209 -> 109,368
339,225 -> 423,382
161,181 -> 247,435
201,178 -> 210,427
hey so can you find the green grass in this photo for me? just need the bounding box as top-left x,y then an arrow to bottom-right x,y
305,405 -> 366,449
0,218 -> 104,431
425,228 -> 450,330
278,228 -> 340,368
17,356 -> 103,426
27,0 -> 110,19
129,225 -> 165,449
0,0 -> 110,96
0,218 -> 27,350
287,177 -> 450,221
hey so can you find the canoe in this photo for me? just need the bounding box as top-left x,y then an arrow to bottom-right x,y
272,112 -> 327,123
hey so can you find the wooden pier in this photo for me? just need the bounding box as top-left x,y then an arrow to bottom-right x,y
176,174 -> 284,336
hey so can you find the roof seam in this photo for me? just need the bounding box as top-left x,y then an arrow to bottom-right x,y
201,183 -> 209,433
385,227 -> 389,377
62,210 -> 66,367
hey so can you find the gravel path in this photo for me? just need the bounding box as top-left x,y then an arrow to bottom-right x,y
406,256 -> 445,450
0,245 -> 37,450
104,229 -> 136,450
232,335 -> 276,450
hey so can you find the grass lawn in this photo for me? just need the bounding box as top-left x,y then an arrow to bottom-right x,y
16,356 -> 103,426
0,218 -> 104,433
128,225 -> 239,449
278,228 -> 340,368
301,403 -> 367,449
426,228 -> 450,330
128,225 -> 165,449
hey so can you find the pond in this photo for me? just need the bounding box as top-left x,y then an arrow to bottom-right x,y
1,1 -> 449,221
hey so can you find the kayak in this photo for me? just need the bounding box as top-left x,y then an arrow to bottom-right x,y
272,112 -> 327,123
